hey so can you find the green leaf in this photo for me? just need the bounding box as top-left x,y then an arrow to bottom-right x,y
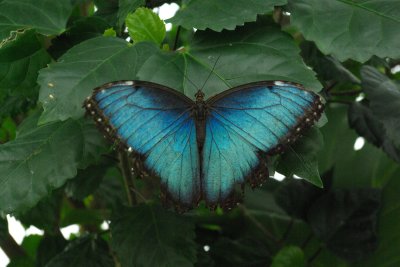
168,0 -> 287,31
289,0 -> 400,62
277,128 -> 324,187
111,204 -> 197,267
0,0 -> 73,41
0,119 -> 83,213
118,0 -> 145,27
103,27 -> 116,37
125,7 -> 166,45
138,23 -> 321,99
0,29 -> 51,97
46,234 -> 114,267
348,101 -> 400,162
271,246 -> 306,267
93,167 -> 127,208
361,66 -> 400,148
38,37 -> 158,123
307,189 -> 381,261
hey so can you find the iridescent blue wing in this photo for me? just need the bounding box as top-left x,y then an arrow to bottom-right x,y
203,81 -> 324,205
85,81 -> 200,206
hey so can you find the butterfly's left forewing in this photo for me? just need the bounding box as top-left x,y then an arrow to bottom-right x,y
203,81 -> 324,205
85,81 -> 200,206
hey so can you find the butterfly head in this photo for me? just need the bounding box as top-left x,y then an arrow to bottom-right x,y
195,90 -> 205,102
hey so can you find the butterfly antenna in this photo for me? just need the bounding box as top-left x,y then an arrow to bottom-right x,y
170,59 -> 200,91
200,55 -> 221,91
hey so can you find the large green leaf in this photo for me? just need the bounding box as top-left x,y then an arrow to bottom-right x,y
0,0 -> 73,41
361,66 -> 400,148
111,204 -> 197,267
138,23 -> 321,99
168,0 -> 287,31
125,7 -> 166,45
0,29 -> 51,97
38,37 -> 158,123
289,0 -> 400,62
0,116 -> 103,213
46,234 -> 114,267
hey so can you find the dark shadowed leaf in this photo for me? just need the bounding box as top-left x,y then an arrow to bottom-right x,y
361,66 -> 400,148
46,234 -> 114,267
65,163 -> 110,201
37,234 -> 68,267
307,189 -> 381,261
111,204 -> 197,267
48,16 -> 111,59
38,38 -> 158,123
271,246 -> 305,267
17,190 -> 62,233
289,0 -> 400,62
349,101 -> 400,162
94,0 -> 119,26
0,0 -> 73,41
168,0 -> 287,31
210,237 -> 271,266
118,0 -> 145,27
300,41 -> 360,83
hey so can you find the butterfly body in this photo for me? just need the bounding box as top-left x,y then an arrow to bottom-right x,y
85,80 -> 324,209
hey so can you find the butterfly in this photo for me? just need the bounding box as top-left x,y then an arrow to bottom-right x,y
84,80 -> 324,209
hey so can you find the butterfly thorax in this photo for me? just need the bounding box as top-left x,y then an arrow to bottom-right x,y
194,90 -> 207,149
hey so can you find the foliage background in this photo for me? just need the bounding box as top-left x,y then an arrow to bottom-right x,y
0,0 -> 399,266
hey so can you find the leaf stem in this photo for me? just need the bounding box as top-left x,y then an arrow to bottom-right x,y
280,217 -> 294,242
327,99 -> 353,105
308,245 -> 323,263
238,205 -> 282,246
173,26 -> 181,51
330,89 -> 363,96
119,151 -> 137,206
0,231 -> 27,260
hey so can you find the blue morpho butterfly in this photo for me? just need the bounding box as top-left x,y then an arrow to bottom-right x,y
84,79 -> 324,209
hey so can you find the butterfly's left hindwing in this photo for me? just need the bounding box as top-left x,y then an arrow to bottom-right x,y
203,81 -> 323,204
85,81 -> 200,206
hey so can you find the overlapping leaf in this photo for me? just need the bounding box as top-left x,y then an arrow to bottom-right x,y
0,0 -> 73,41
168,0 -> 287,31
0,29 -> 51,97
289,0 -> 400,62
111,204 -> 197,267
